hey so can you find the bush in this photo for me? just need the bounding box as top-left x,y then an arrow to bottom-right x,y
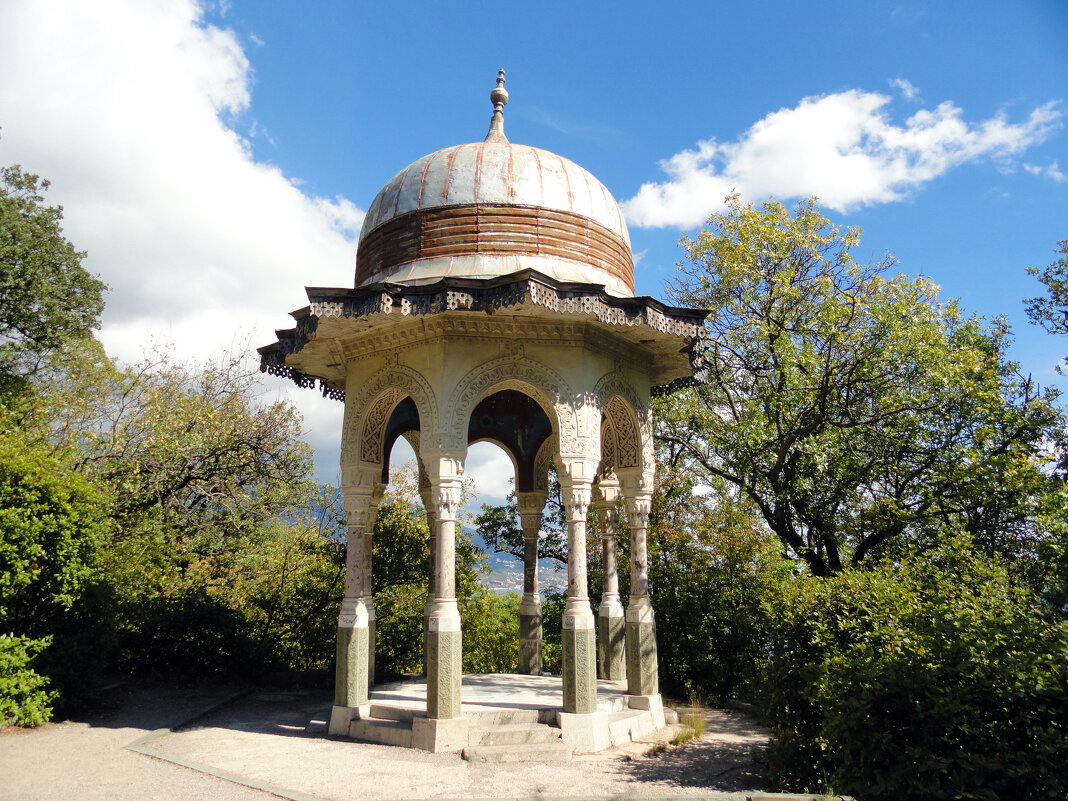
0,634 -> 56,727
761,538 -> 1068,800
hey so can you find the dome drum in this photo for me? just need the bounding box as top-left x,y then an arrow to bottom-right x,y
355,202 -> 635,295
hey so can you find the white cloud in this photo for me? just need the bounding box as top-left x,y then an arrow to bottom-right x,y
1023,160 -> 1068,183
623,91 -> 1062,229
0,0 -> 369,485
890,77 -> 920,101
0,0 -> 364,369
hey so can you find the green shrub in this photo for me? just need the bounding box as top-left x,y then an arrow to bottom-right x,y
0,634 -> 56,727
761,538 -> 1068,800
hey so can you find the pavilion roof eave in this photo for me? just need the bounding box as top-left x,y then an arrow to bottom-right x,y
259,269 -> 709,402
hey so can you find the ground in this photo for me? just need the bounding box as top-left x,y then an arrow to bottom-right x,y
0,679 -> 777,801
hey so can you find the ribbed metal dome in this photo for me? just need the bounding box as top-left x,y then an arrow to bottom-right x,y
355,139 -> 635,297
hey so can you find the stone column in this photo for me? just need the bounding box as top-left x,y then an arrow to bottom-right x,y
411,454 -> 469,752
329,471 -> 384,735
595,480 -> 626,681
558,459 -> 598,715
516,491 -> 547,674
425,457 -> 463,720
622,475 -> 659,699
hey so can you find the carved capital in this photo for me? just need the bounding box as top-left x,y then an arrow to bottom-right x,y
435,481 -> 463,522
562,483 -> 592,523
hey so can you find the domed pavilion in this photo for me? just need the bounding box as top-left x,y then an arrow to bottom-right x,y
259,72 -> 707,754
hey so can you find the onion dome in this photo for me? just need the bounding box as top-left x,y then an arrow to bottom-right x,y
355,70 -> 635,297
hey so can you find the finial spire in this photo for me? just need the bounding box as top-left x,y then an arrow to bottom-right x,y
484,69 -> 509,143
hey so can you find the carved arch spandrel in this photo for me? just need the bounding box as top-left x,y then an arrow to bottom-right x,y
443,356 -> 573,456
593,372 -> 653,475
340,365 -> 439,470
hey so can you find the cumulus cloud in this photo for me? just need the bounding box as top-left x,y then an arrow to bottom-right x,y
0,0 -> 364,367
0,0 -> 366,482
623,91 -> 1062,229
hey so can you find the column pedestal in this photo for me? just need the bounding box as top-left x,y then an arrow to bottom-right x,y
329,598 -> 372,735
559,463 -> 598,715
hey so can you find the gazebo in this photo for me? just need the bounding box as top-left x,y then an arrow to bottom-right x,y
259,72 -> 707,754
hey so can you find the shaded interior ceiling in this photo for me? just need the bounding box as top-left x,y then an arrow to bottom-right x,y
380,390 -> 553,491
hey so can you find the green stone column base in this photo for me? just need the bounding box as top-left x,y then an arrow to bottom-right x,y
625,619 -> 658,697
331,623 -> 370,735
367,616 -> 376,687
518,612 -> 542,675
562,625 -> 597,714
597,612 -> 626,681
426,627 -> 462,719
422,611 -> 430,676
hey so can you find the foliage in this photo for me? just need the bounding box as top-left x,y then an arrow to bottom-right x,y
461,590 -> 519,673
760,539 -> 1068,800
0,165 -> 106,389
0,433 -> 108,636
1025,240 -> 1068,364
649,451 -> 791,705
661,195 -> 1063,575
0,634 -> 56,727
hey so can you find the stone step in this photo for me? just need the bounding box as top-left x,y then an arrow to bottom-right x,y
468,722 -> 563,746
466,707 -> 545,727
368,703 -> 423,723
607,708 -> 655,746
348,717 -> 413,748
461,742 -> 573,763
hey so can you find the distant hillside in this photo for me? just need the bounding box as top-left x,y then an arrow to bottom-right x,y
466,529 -> 567,595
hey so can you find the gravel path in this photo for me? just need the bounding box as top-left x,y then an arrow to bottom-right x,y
0,681 -> 773,801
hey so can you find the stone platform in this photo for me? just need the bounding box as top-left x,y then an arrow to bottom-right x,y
330,673 -> 666,759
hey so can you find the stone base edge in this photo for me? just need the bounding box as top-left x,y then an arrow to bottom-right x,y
328,703 -> 370,736
626,693 -> 666,728
558,709 -> 611,754
411,715 -> 469,753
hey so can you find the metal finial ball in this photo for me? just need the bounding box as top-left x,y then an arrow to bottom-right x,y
491,69 -> 508,109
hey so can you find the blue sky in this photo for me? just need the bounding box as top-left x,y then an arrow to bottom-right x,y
1,0 -> 1066,500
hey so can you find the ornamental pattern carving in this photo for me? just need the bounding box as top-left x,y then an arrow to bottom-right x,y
594,372 -> 653,474
445,356 -> 573,455
342,364 -> 438,467
360,388 -> 402,466
533,438 -> 555,493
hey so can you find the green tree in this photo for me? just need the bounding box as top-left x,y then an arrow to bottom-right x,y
0,165 -> 106,390
649,448 -> 790,706
1025,240 -> 1068,358
661,195 -> 1062,575
761,539 -> 1068,800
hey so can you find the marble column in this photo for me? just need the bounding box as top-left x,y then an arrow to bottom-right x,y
558,460 -> 598,715
622,479 -> 658,698
328,474 -> 384,735
425,457 -> 464,720
594,480 -> 626,681
516,491 -> 547,674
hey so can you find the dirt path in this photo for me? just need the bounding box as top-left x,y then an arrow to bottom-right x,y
0,681 -> 772,801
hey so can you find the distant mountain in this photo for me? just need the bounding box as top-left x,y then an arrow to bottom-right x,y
466,529 -> 567,595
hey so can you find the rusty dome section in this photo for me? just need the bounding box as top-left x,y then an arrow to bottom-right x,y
354,142 -> 635,297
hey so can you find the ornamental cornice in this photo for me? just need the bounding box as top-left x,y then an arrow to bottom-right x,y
258,269 -> 708,402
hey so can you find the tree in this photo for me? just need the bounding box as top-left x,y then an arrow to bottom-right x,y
473,464 -> 568,566
761,539 -> 1068,800
0,165 -> 106,389
661,195 -> 1062,576
1025,240 -> 1068,357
